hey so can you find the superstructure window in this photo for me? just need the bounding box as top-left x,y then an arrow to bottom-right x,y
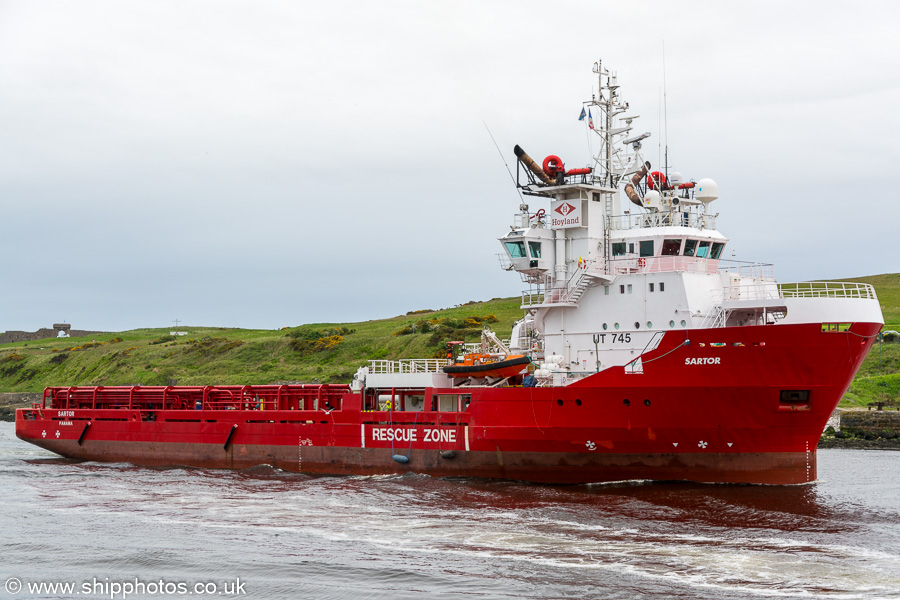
528,242 -> 542,258
612,242 -> 626,256
661,239 -> 682,256
628,243 -> 634,254
649,283 -> 655,292
504,241 -> 526,258
684,239 -> 698,257
711,242 -> 724,259
696,241 -> 711,258
639,241 -> 654,257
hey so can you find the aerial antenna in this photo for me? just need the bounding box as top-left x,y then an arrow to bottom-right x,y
663,41 -> 669,184
483,121 -> 525,203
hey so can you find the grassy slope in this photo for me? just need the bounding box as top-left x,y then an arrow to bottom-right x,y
0,298 -> 523,392
834,273 -> 900,408
1,274 -> 898,408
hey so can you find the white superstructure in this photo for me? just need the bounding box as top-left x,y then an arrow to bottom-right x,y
500,60 -> 879,384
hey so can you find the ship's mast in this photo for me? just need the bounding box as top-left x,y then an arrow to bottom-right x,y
587,60 -> 647,189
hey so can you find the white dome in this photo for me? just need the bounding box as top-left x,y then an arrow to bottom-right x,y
696,178 -> 719,203
643,190 -> 661,209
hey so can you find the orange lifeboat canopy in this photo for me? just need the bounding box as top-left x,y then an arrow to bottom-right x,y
542,155 -> 565,175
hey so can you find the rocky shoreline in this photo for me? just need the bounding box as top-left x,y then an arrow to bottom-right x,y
818,437 -> 900,450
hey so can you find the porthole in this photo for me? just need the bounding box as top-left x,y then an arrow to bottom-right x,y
557,399 -> 564,406
602,323 -> 608,331
647,321 -> 652,328
575,399 -> 582,406
614,323 -> 620,330
680,320 -> 687,327
634,322 -> 640,329
644,399 -> 651,406
669,320 -> 675,328
623,399 -> 630,406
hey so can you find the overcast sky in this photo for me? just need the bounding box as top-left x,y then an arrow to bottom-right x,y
1,1 -> 898,332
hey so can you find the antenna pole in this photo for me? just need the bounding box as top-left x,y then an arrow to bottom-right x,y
663,41 -> 668,183
483,122 -> 525,204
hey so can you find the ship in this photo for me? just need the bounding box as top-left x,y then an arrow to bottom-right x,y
16,60 -> 883,484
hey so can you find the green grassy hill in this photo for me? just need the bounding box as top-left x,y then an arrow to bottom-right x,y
832,273 -> 900,409
1,273 -> 898,410
0,298 -> 524,393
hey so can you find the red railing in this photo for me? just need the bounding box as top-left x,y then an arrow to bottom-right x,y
44,384 -> 352,412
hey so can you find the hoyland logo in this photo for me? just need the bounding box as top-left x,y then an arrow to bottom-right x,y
554,202 -> 576,216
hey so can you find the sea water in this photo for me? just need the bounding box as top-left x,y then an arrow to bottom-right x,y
1,422 -> 898,599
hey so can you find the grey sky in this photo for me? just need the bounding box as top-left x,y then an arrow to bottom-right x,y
1,1 -> 898,332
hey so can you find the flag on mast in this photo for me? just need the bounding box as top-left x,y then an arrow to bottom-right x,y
578,107 -> 586,121
588,109 -> 594,130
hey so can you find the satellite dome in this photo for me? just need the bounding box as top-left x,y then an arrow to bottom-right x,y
696,178 -> 719,203
643,190 -> 661,209
669,172 -> 684,187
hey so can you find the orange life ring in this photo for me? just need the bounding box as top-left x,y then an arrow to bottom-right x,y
542,155 -> 564,175
647,171 -> 667,190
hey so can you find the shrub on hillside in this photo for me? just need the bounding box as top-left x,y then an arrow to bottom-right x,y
289,335 -> 344,355
394,314 -> 498,338
182,337 -> 244,357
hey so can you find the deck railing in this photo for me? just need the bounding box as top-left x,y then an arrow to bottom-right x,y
368,359 -> 447,374
607,211 -> 717,231
778,281 -> 876,300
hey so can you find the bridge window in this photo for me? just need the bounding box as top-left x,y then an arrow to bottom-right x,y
528,242 -> 542,258
612,242 -> 626,256
684,239 -> 697,257
696,241 -> 711,258
504,241 -> 526,258
639,240 -> 654,257
711,242 -> 724,259
661,239 -> 681,256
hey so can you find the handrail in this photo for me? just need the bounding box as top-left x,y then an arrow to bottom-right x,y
606,210 -> 717,231
368,359 -> 447,375
778,281 -> 876,300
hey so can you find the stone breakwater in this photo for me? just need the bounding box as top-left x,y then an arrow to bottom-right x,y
0,392 -> 42,422
818,409 -> 900,450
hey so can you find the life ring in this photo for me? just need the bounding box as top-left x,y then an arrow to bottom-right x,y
647,171 -> 667,190
542,155 -> 564,175
637,258 -> 646,268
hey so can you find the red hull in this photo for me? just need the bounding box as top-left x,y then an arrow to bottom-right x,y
15,322 -> 879,485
